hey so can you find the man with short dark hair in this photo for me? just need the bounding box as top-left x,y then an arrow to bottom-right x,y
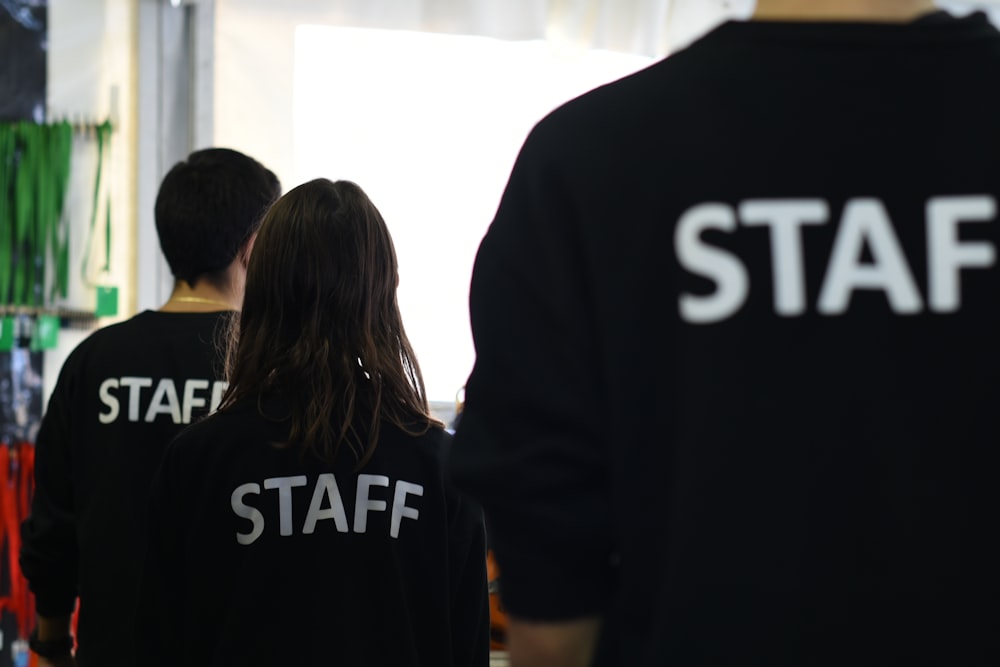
20,148 -> 280,667
449,1 -> 1000,665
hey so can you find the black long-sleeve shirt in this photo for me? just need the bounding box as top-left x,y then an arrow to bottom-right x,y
449,11 -> 1000,667
135,400 -> 489,667
20,310 -> 233,667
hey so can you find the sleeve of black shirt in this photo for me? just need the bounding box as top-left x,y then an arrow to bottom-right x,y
447,117 -> 616,621
133,441 -> 186,667
447,484 -> 490,666
19,355 -> 82,618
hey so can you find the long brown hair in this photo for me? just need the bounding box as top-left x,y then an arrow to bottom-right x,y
219,178 -> 435,466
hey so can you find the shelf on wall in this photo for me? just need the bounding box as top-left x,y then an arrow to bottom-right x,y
0,306 -> 101,331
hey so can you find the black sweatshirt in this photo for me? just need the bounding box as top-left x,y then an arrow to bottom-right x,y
449,11 -> 1000,667
20,310 -> 233,667
135,400 -> 489,667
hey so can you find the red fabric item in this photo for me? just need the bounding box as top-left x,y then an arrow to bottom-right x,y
16,442 -> 36,637
0,442 -> 40,646
2,445 -> 27,638
0,445 -> 10,618
0,444 -> 27,637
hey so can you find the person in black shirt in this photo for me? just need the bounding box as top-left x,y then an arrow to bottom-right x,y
19,148 -> 280,667
135,178 -> 490,667
447,1 -> 1000,666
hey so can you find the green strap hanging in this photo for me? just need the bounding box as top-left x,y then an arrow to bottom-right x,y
13,122 -> 37,307
32,122 -> 50,307
48,121 -> 73,302
81,120 -> 113,286
0,121 -> 77,308
0,124 -> 14,306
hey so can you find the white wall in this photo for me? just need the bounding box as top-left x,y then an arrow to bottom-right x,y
215,6 -> 671,402
212,0 -> 752,191
942,0 -> 1000,21
43,0 -> 138,406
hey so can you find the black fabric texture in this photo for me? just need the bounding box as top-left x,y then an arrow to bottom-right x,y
19,310 -> 233,667
449,11 -> 1000,667
134,400 -> 490,667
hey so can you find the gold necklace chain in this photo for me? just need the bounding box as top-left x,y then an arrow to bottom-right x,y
170,296 -> 233,309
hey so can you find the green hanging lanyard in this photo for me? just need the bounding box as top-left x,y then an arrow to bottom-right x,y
81,120 -> 113,286
0,124 -> 14,306
13,122 -> 37,307
49,121 -> 73,302
32,122 -> 51,308
0,122 -> 74,307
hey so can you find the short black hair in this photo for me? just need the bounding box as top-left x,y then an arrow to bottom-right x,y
154,148 -> 281,287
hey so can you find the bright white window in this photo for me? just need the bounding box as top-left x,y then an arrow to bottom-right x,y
292,26 -> 653,402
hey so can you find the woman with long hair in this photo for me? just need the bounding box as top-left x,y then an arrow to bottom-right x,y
135,179 -> 490,667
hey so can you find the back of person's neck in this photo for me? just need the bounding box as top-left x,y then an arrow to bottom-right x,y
159,281 -> 240,313
752,0 -> 938,23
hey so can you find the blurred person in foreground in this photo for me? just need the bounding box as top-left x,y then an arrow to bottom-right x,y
448,1 -> 1000,665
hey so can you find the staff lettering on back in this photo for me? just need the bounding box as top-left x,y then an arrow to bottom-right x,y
231,473 -> 424,544
676,195 -> 997,323
98,377 -> 228,424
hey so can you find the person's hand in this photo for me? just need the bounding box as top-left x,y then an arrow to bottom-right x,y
36,655 -> 77,667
